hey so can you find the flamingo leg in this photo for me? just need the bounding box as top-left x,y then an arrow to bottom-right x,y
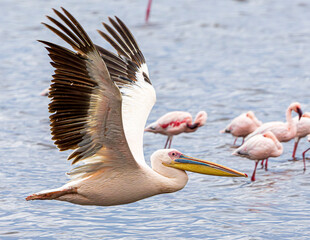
261,159 -> 265,168
241,137 -> 245,145
251,161 -> 259,181
264,158 -> 268,170
164,136 -> 170,149
233,137 -> 238,145
302,147 -> 310,171
292,139 -> 300,159
145,0 -> 152,23
168,136 -> 173,149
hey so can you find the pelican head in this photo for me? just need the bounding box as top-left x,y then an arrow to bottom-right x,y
151,149 -> 247,178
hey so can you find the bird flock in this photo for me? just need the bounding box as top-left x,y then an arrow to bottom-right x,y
219,102 -> 310,181
142,1 -> 310,182
145,102 -> 309,182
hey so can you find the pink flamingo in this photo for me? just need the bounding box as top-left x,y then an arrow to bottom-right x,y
233,131 -> 283,181
145,111 -> 207,148
245,102 -> 302,168
245,102 -> 303,143
220,111 -> 262,145
302,134 -> 310,170
292,112 -> 310,159
145,0 -> 152,23
40,87 -> 49,96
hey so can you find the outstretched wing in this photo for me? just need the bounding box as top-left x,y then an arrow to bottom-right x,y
96,14 -> 156,166
42,8 -> 151,175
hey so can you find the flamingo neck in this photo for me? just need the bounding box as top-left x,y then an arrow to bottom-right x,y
252,116 -> 262,127
194,111 -> 207,126
272,136 -> 283,152
247,112 -> 261,127
286,107 -> 297,134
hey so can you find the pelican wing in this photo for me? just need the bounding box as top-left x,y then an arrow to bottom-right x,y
96,15 -> 156,166
43,8 -> 147,171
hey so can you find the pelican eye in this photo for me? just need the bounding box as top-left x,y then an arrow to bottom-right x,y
169,151 -> 181,159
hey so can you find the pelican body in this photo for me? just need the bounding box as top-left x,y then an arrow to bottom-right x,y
245,102 -> 303,143
220,111 -> 262,145
26,8 -> 246,206
145,111 -> 207,148
233,131 -> 283,181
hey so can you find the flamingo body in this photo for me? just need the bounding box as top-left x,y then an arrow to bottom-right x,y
145,111 -> 207,148
246,102 -> 303,143
292,112 -> 310,158
233,131 -> 283,181
221,111 -> 262,144
295,112 -> 310,138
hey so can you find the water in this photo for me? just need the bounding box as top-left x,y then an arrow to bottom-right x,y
1,0 -> 310,239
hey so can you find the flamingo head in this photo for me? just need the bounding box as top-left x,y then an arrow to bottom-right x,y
194,111 -> 208,126
263,131 -> 277,141
153,149 -> 247,177
246,111 -> 256,119
246,111 -> 262,126
144,122 -> 159,133
290,102 -> 303,120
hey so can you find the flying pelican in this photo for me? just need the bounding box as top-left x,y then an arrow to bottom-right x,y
245,102 -> 303,143
26,8 -> 247,206
220,111 -> 262,145
145,111 -> 207,148
292,112 -> 310,159
233,131 -> 283,181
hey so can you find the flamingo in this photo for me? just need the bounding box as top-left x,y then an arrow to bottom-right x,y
220,111 -> 262,145
26,8 -> 247,206
245,102 -> 303,143
145,0 -> 152,23
233,131 -> 283,181
292,112 -> 310,159
245,102 -> 302,168
40,87 -> 49,96
302,134 -> 310,170
145,111 -> 207,148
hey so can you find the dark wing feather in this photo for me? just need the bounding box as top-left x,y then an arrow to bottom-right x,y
42,8 -> 137,167
95,16 -> 151,87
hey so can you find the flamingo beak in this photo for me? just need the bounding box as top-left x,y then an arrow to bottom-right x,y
144,125 -> 156,132
168,154 -> 247,177
297,107 -> 303,120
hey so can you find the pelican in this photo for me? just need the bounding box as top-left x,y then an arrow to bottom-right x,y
26,8 -> 247,206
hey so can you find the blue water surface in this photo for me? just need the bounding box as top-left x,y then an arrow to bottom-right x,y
1,0 -> 310,239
